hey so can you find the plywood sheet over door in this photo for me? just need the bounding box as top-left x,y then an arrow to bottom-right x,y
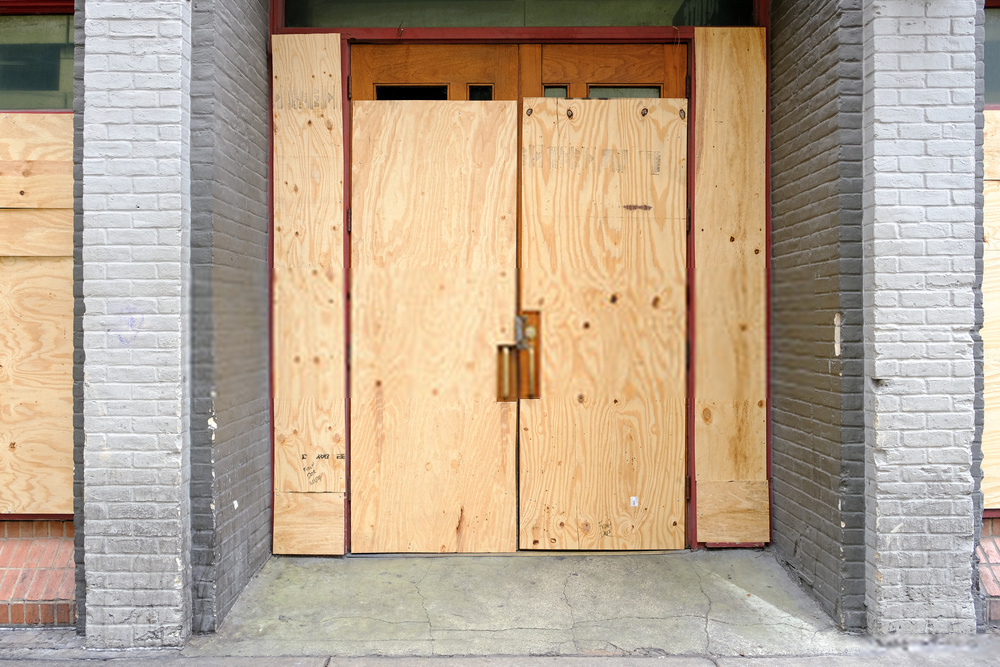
519,97 -> 688,550
0,112 -> 73,515
693,27 -> 769,544
271,33 -> 346,554
351,100 -> 518,553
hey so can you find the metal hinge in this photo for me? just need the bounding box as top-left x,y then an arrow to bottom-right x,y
347,75 -> 352,100
347,208 -> 351,234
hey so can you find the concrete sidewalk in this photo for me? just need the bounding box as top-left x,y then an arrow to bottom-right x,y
0,549 -> 997,664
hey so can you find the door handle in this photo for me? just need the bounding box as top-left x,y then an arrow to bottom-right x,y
517,311 -> 541,399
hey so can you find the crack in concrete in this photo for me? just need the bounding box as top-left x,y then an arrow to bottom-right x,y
562,569 -> 580,652
695,561 -> 714,655
412,561 -> 437,653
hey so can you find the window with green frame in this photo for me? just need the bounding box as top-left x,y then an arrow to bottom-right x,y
0,14 -> 73,110
282,0 -> 754,29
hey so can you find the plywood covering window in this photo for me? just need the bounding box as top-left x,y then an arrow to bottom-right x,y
0,112 -> 74,514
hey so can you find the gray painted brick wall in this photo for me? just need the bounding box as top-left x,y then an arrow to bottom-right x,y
862,0 -> 978,634
73,0 -> 87,635
190,0 -> 272,634
972,2 -> 986,630
81,0 -> 194,648
770,0 -> 867,630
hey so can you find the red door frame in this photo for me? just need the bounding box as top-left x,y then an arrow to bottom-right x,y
267,5 -> 773,552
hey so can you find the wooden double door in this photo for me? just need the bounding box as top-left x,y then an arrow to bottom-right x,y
349,44 -> 689,553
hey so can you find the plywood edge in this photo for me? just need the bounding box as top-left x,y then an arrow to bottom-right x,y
696,480 -> 769,544
273,491 -> 345,555
0,170 -> 74,209
0,209 -> 73,257
0,113 -> 73,162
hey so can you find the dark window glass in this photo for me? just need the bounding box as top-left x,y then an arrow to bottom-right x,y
469,85 -> 493,100
285,0 -> 753,29
0,15 -> 73,110
376,85 -> 449,100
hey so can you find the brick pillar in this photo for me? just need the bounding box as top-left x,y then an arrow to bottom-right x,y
862,0 -> 978,634
81,0 -> 193,648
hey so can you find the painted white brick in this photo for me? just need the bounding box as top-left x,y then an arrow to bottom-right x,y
862,0 -> 977,635
82,0 -> 194,650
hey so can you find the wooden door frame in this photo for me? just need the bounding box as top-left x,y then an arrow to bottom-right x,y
266,26 -> 772,553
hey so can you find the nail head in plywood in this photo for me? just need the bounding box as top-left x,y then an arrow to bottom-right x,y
0,257 -> 73,515
519,97 -> 688,551
0,161 -> 73,209
693,28 -> 768,518
273,492 -> 345,555
0,210 -> 73,258
350,100 -> 518,554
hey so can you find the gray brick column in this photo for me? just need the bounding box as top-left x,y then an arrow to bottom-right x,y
862,0 -> 978,634
81,0 -> 193,648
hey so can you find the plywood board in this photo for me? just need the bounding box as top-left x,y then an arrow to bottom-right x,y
0,209 -> 73,257
0,113 -> 73,162
986,110 -> 1000,181
0,160 -> 73,209
271,33 -> 346,499
982,180 -> 1000,508
273,492 -> 345,555
695,480 -> 769,543
519,98 -> 688,550
350,100 -> 518,553
0,257 -> 73,514
693,28 -> 768,544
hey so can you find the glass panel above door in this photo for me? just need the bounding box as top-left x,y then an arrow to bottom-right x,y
375,85 -> 449,100
589,86 -> 661,99
284,0 -> 754,29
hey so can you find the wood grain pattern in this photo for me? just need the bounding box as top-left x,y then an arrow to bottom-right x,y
983,180 -> 1000,509
272,33 -> 344,267
0,160 -> 73,209
0,209 -> 73,257
351,44 -> 518,101
0,113 -> 73,162
695,480 -> 769,543
0,257 -> 73,514
271,33 -> 346,508
519,97 -> 688,550
541,44 -> 687,99
693,28 -> 768,543
273,492 -> 345,555
986,110 -> 1000,181
350,100 -> 518,553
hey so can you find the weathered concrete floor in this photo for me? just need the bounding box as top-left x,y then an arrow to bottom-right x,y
186,549 -> 870,658
4,548 -> 1000,665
